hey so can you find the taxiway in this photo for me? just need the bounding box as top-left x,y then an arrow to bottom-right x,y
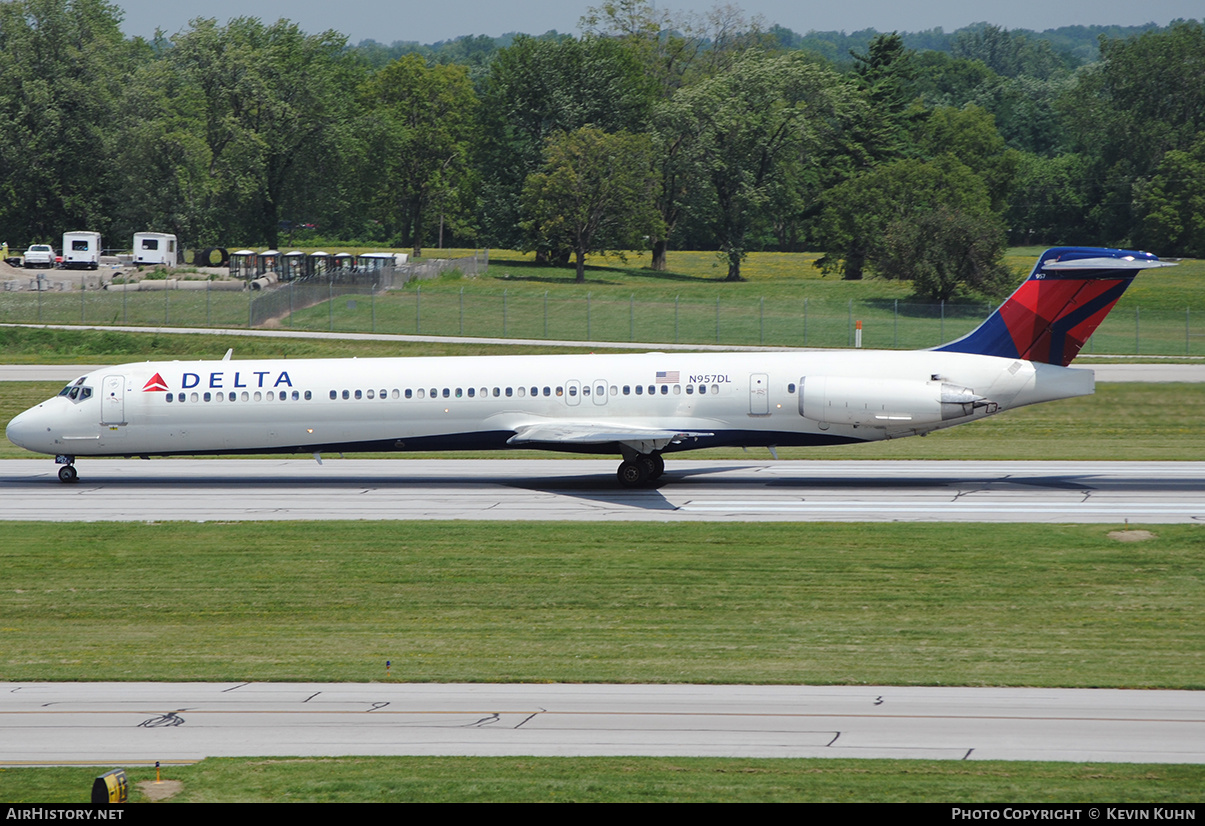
3,682 -> 1202,764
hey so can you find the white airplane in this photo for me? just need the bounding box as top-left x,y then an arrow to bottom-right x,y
6,247 -> 1173,486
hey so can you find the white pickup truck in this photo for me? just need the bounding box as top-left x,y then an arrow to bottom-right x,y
23,244 -> 56,268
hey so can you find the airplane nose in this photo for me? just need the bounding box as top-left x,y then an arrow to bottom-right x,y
6,408 -> 41,451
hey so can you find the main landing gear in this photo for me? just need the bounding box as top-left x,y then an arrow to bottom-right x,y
616,453 -> 665,488
55,455 -> 77,483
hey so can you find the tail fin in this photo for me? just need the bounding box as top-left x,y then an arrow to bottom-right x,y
936,247 -> 1174,366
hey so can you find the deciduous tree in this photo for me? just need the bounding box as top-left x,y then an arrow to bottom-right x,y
520,126 -> 660,283
361,54 -> 478,256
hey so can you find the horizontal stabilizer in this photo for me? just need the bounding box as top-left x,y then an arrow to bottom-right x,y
1041,257 -> 1175,271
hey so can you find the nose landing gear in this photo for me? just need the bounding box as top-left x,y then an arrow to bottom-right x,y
55,455 -> 78,483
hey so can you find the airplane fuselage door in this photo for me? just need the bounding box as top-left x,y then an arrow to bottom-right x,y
593,380 -> 608,406
566,380 -> 581,407
101,375 -> 126,425
749,373 -> 769,415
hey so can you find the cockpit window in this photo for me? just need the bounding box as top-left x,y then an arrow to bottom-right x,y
60,381 -> 93,403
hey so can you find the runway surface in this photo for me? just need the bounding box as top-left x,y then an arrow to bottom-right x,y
2,458 -> 1203,522
3,682 -> 1202,764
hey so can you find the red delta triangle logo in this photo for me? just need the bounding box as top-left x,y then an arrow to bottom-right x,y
142,373 -> 169,392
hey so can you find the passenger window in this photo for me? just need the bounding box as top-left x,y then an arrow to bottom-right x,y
165,393 -> 172,402
635,385 -> 643,395
178,393 -> 185,402
544,387 -> 551,396
623,386 -> 630,395
342,390 -> 350,400
405,389 -> 413,399
442,388 -> 450,398
787,383 -> 796,394
505,387 -> 513,397
660,385 -> 668,395
556,386 -> 563,396
367,389 -> 375,399
493,388 -> 500,397
699,385 -> 706,395
456,388 -> 463,398
711,384 -> 719,395
673,385 -> 681,395
417,389 -> 426,399
204,392 -> 212,402
568,386 -> 577,397
355,390 -> 362,400
468,388 -> 475,398
240,392 -> 249,402
190,392 -> 199,402
330,390 -> 337,400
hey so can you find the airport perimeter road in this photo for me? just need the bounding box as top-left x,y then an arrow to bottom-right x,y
1,459 -> 1203,523
3,682 -> 1202,765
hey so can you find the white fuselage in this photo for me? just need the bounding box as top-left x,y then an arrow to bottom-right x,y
7,349 -> 1093,460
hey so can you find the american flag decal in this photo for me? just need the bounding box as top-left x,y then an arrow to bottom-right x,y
656,371 -> 679,383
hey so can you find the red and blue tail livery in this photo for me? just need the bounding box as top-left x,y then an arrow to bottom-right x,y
937,247 -> 1173,367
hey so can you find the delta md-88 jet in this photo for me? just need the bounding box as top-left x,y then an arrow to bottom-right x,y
6,247 -> 1173,487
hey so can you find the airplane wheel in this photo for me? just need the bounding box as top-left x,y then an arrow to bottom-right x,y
647,454 -> 665,480
58,465 -> 78,483
617,459 -> 650,488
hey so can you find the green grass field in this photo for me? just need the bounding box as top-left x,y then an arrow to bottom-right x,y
3,758 -> 1202,803
2,521 -> 1200,686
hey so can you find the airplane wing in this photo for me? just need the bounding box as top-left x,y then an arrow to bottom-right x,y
507,421 -> 714,454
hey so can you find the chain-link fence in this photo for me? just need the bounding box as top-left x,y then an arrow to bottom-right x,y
1,255 -> 1202,355
247,252 -> 487,327
271,290 -> 1205,355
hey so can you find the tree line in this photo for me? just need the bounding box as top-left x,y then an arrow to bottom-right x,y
1,0 -> 1201,298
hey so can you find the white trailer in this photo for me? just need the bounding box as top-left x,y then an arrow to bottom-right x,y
133,232 -> 177,266
62,231 -> 101,270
